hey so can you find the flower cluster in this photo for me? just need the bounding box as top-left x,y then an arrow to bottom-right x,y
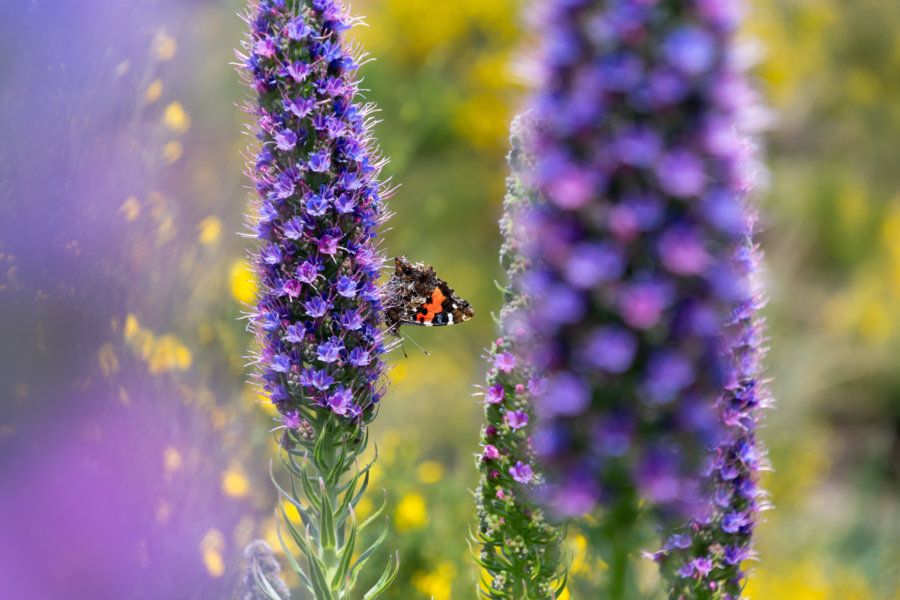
524,0 -> 763,526
473,116 -> 566,599
239,0 -> 391,432
237,1 -> 397,597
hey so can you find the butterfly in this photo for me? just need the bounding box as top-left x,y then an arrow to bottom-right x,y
384,256 -> 474,333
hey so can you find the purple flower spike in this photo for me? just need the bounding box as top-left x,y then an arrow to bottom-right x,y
509,1 -> 770,597
237,2 -> 396,594
473,116 -> 566,596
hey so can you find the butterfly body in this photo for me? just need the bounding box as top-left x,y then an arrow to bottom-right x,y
385,256 -> 474,332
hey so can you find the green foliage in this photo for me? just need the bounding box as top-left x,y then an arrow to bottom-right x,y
273,418 -> 397,599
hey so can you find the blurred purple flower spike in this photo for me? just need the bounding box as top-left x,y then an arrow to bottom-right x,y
518,0 -> 770,597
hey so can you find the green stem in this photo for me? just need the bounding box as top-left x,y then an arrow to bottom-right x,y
590,486 -> 642,600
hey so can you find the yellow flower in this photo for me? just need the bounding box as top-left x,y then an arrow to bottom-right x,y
199,529 -> 226,578
394,492 -> 427,531
230,260 -> 258,305
222,465 -> 249,497
195,216 -> 222,244
412,561 -> 456,600
417,460 -> 444,484
163,102 -> 191,134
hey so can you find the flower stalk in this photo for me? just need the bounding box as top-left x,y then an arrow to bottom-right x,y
514,0 -> 769,596
472,115 -> 567,600
236,1 -> 397,597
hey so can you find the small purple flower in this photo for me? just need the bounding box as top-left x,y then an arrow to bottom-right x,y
308,369 -> 334,391
505,410 -> 529,431
580,327 -> 637,373
340,310 -> 364,331
317,233 -> 339,255
539,372 -> 590,417
483,445 -> 500,460
563,242 -> 624,288
283,410 -> 301,429
317,337 -> 344,363
326,385 -> 354,416
302,296 -> 329,318
656,150 -> 707,198
658,226 -> 711,276
664,27 -> 716,76
275,129 -> 297,151
296,259 -> 320,284
721,511 -> 746,534
286,17 -> 311,41
255,36 -> 277,58
261,243 -> 283,265
666,533 -> 693,550
347,346 -> 370,366
619,281 -> 670,330
286,96 -> 314,118
307,150 -> 331,173
485,384 -> 505,405
334,193 -> 356,214
509,461 -> 534,484
615,127 -> 662,168
723,544 -> 751,566
494,352 -> 516,373
305,192 -> 329,217
643,352 -> 695,405
271,353 -> 292,373
692,557 -> 714,578
336,275 -> 357,298
273,174 -> 295,199
284,323 -> 305,343
283,217 -> 304,240
282,279 -> 302,298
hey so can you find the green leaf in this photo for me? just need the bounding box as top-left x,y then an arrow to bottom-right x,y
331,506 -> 358,590
312,419 -> 330,469
335,469 -> 361,528
319,477 -> 336,551
326,444 -> 347,489
553,571 -> 568,598
279,503 -> 317,560
362,552 -> 399,600
350,515 -> 390,582
269,460 -> 310,514
291,522 -> 335,600
274,512 -> 313,593
358,490 -> 387,534
299,461 -> 323,513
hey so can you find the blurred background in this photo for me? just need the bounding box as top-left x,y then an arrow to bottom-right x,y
0,0 -> 898,598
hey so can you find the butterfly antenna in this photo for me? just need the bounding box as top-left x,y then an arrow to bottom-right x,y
401,330 -> 430,357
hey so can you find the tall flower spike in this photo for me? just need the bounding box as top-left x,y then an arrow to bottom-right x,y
472,115 -> 566,600
519,0 -> 768,596
651,5 -> 772,595
236,1 -> 398,598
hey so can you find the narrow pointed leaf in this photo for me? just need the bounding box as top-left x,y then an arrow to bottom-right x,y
362,552 -> 399,600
